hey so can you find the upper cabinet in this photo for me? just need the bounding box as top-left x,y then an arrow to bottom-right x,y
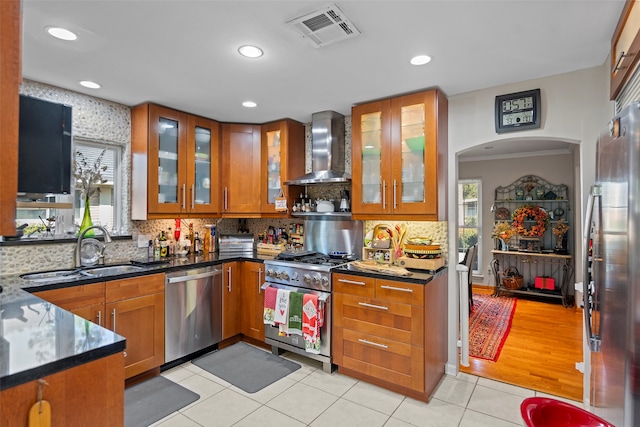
131,103 -> 220,219
0,1 -> 21,234
351,89 -> 448,220
260,119 -> 306,216
611,1 -> 640,100
221,123 -> 262,216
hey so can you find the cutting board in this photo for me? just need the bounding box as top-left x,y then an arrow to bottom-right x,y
28,400 -> 51,427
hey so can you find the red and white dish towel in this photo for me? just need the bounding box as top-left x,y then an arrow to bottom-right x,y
302,294 -> 322,354
263,285 -> 277,326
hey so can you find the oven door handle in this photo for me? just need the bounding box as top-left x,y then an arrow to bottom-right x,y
261,282 -> 331,303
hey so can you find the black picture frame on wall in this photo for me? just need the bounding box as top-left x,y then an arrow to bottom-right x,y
495,88 -> 541,134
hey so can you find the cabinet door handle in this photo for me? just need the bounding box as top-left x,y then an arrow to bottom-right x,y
191,184 -> 195,209
227,267 -> 232,292
112,308 -> 116,332
258,269 -> 263,293
338,278 -> 366,286
393,179 -> 397,209
181,184 -> 186,210
380,285 -> 413,293
224,187 -> 228,211
358,302 -> 389,311
358,338 -> 388,349
382,180 -> 387,209
96,310 -> 102,326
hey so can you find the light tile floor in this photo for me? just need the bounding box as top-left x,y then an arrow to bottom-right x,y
150,348 -> 583,427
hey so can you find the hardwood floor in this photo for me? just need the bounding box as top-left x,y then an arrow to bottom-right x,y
460,285 -> 584,401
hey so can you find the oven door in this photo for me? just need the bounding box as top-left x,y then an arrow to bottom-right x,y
261,282 -> 331,358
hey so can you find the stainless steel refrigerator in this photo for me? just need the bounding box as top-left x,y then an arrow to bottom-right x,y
584,102 -> 640,427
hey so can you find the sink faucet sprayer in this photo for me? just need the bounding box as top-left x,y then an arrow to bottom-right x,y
74,225 -> 112,268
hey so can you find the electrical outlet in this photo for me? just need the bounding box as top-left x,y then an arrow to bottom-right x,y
137,234 -> 151,248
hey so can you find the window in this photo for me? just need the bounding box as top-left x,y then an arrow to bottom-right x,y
458,179 -> 481,273
14,139 -> 122,238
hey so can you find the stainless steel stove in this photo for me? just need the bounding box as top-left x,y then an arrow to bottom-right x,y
263,251 -> 350,372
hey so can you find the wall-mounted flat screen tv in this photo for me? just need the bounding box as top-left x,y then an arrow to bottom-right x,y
18,95 -> 72,199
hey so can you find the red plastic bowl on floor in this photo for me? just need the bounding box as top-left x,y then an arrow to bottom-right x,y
520,397 -> 615,427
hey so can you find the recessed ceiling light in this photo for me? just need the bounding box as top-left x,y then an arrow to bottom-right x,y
46,27 -> 78,41
238,45 -> 263,58
79,81 -> 101,89
242,101 -> 257,108
410,55 -> 432,66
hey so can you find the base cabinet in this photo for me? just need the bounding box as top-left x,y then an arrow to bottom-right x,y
0,352 -> 124,427
222,261 -> 242,340
241,261 -> 265,341
333,271 -> 447,401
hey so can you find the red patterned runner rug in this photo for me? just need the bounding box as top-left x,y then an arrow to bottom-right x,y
469,293 -> 517,362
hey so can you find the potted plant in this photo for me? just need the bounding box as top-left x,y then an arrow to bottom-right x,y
492,221 -> 514,251
552,219 -> 570,254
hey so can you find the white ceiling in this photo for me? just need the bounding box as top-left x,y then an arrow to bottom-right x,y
22,0 -> 624,126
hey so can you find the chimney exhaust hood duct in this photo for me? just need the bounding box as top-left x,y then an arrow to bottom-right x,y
284,110 -> 349,185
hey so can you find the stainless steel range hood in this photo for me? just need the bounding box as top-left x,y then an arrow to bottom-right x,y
284,110 -> 349,185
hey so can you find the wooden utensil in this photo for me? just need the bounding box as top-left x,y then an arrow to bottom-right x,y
28,380 -> 50,427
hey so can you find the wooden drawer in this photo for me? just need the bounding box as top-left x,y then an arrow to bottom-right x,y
334,326 -> 425,392
375,279 -> 424,306
35,283 -> 105,311
106,273 -> 164,302
334,293 -> 424,347
333,273 -> 375,298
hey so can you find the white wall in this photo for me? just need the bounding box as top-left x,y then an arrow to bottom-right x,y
444,64 -> 614,377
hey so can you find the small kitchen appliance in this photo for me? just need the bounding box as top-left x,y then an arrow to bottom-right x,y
339,189 -> 350,212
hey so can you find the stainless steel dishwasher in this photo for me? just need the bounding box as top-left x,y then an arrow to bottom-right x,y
165,265 -> 222,363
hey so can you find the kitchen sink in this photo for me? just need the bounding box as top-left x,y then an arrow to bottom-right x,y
80,264 -> 146,277
21,269 -> 84,283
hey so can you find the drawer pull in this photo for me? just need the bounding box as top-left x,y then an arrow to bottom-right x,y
380,285 -> 413,293
358,302 -> 389,311
358,338 -> 388,349
338,278 -> 366,286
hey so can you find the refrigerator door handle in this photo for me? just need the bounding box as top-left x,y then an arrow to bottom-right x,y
583,184 -> 602,352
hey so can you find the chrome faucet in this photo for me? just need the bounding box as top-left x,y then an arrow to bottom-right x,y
74,225 -> 113,268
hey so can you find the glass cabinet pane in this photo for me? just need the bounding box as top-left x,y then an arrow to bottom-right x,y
158,117 -> 179,204
266,130 -> 281,204
194,126 -> 211,205
361,112 -> 382,204
400,104 -> 425,203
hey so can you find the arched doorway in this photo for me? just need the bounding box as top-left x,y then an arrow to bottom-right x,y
453,137 -> 584,401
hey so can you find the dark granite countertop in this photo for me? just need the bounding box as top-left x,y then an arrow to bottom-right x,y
0,251 -> 445,391
0,286 -> 126,390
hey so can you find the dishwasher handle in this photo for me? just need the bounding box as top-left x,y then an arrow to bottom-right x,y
167,269 -> 221,284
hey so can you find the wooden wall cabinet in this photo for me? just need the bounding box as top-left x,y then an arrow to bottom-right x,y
351,89 -> 448,220
222,261 -> 242,340
221,124 -> 262,217
610,0 -> 640,99
332,271 -> 447,401
260,119 -> 306,216
241,261 -> 265,341
131,103 -> 220,219
0,1 -> 21,235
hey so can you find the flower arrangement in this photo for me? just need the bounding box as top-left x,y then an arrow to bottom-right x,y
553,219 -> 570,237
512,205 -> 549,237
492,221 -> 514,240
73,149 -> 107,198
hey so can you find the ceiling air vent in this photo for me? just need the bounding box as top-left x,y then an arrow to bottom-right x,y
287,3 -> 360,48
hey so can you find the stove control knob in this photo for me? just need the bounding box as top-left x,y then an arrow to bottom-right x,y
267,269 -> 275,277
291,272 -> 299,281
312,273 -> 321,285
279,271 -> 289,281
303,274 -> 312,285
321,275 -> 329,287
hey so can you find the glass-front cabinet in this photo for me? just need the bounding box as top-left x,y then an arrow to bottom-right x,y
260,119 -> 305,216
131,104 -> 220,219
352,89 -> 447,220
